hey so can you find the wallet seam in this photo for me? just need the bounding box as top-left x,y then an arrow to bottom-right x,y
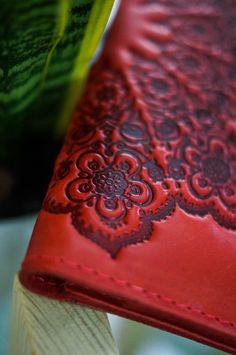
23,254 -> 236,331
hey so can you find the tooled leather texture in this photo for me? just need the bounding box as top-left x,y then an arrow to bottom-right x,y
20,0 -> 236,351
42,0 -> 236,257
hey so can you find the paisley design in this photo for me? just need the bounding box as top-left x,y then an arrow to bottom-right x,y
43,0 -> 236,256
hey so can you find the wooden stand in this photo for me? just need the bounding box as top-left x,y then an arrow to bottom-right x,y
10,275 -> 119,355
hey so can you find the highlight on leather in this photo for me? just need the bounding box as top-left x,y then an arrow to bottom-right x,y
20,0 -> 236,352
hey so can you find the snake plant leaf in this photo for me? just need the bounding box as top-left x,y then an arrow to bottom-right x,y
0,0 -> 114,161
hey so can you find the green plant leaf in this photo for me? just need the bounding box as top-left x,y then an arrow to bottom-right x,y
0,0 -> 114,160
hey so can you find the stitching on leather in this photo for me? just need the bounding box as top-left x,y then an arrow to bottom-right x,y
23,254 -> 236,330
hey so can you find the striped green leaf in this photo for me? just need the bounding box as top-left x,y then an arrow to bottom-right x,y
0,0 -> 114,161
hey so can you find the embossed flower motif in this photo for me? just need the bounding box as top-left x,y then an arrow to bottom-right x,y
81,68 -> 131,121
64,69 -> 134,149
66,121 -> 96,146
65,150 -> 153,225
154,118 -> 180,141
119,118 -> 150,144
142,73 -> 179,109
144,159 -> 165,182
172,16 -> 224,50
164,46 -> 219,92
92,168 -> 128,197
185,138 -> 236,208
132,60 -> 183,111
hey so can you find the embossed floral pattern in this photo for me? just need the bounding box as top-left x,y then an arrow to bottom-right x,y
43,0 -> 236,256
64,148 -> 154,225
184,138 -> 236,210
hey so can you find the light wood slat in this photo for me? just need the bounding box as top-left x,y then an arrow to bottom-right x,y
10,274 -> 119,355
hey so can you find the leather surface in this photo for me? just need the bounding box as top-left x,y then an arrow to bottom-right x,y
20,0 -> 236,352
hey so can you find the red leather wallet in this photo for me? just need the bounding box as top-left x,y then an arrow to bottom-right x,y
20,0 -> 236,352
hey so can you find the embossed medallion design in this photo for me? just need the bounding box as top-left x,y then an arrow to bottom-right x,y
43,0 -> 236,256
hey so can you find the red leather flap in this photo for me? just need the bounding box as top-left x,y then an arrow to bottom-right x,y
20,0 -> 236,352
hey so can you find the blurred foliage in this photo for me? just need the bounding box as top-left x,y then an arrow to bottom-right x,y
0,0 -> 113,217
0,0 -> 114,162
